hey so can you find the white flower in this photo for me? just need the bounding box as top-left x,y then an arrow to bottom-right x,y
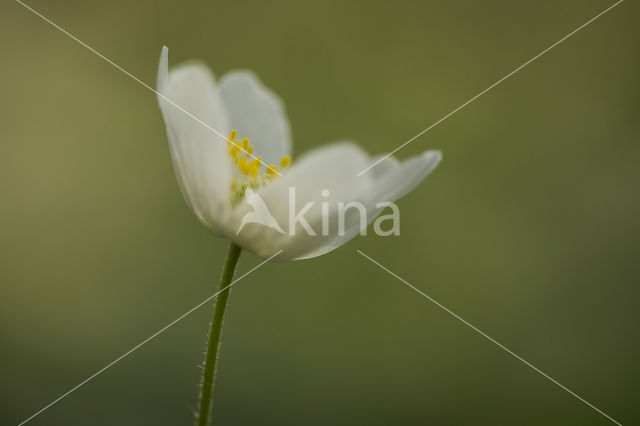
157,47 -> 441,261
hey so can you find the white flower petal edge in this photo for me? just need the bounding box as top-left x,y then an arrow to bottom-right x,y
217,71 -> 292,166
157,46 -> 231,235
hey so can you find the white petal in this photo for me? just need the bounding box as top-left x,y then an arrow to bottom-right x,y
157,47 -> 232,234
368,154 -> 400,180
368,151 -> 442,203
225,146 -> 441,261
216,71 -> 291,165
292,151 -> 442,259
227,142 -> 374,260
313,151 -> 442,258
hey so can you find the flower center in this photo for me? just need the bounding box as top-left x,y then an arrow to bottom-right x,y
227,129 -> 291,204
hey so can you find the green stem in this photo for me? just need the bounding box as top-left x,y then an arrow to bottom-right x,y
196,242 -> 242,426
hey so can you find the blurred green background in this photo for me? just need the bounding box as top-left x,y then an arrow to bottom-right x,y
1,0 -> 638,424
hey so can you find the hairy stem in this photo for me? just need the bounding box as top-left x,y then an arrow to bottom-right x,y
196,242 -> 242,426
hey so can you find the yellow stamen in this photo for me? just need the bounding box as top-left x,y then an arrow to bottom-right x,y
226,131 -> 292,203
238,157 -> 250,175
229,144 -> 240,162
249,157 -> 261,177
266,164 -> 279,176
280,156 -> 291,168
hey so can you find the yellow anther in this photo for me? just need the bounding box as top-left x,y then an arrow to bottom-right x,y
230,143 -> 240,159
238,157 -> 250,175
242,138 -> 250,150
229,129 -> 237,141
249,159 -> 260,177
247,145 -> 254,154
266,164 -> 279,176
280,156 -> 291,168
